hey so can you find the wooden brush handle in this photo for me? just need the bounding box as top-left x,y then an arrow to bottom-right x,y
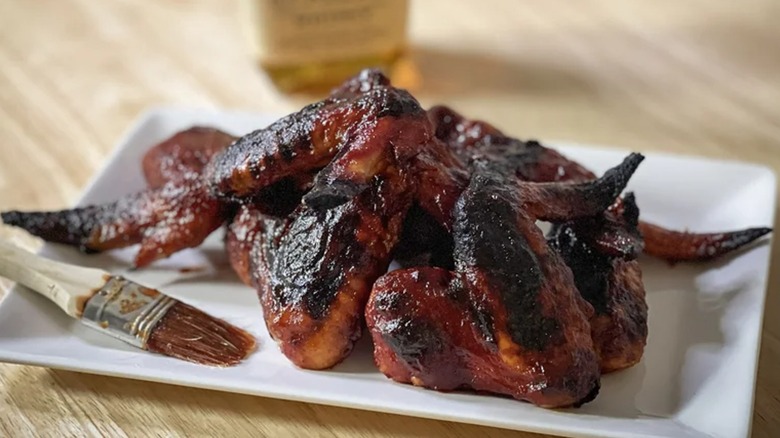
0,241 -> 109,318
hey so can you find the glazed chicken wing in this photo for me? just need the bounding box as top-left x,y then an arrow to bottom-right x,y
250,78 -> 429,369
548,194 -> 648,372
1,128 -> 237,268
1,123 -> 316,269
1,175 -> 227,268
205,69 -> 409,201
366,154 -> 642,407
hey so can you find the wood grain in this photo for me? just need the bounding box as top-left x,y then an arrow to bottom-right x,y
1,0 -> 778,436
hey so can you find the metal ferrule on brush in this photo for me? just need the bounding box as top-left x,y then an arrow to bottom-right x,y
81,276 -> 176,348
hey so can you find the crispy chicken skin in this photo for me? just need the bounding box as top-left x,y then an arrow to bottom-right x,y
366,154 -> 642,407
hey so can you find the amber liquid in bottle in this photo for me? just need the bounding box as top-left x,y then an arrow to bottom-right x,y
240,0 -> 410,93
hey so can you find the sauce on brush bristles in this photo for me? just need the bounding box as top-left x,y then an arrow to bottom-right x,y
147,302 -> 256,367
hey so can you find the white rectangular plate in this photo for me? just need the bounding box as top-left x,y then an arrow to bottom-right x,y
0,108 -> 775,438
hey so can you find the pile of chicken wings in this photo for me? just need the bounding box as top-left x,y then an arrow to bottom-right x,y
3,70 -> 771,408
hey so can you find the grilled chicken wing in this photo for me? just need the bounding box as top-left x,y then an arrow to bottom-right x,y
206,69 -> 413,201
548,194 -> 648,372
2,122 -> 319,268
251,80 -> 429,369
1,128 -> 236,267
1,176 -> 227,268
366,154 -> 642,407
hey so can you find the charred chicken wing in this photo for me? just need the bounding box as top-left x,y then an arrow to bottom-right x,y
366,154 -> 642,407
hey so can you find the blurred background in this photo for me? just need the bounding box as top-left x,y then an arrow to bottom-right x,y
1,2 -> 777,203
0,1 -> 779,437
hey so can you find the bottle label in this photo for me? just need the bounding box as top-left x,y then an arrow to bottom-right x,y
240,0 -> 409,66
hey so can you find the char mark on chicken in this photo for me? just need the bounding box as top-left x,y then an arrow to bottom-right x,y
548,193 -> 648,372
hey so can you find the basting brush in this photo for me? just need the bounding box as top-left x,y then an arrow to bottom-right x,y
0,241 -> 256,366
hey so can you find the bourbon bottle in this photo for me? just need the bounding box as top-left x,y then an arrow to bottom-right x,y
240,0 -> 410,93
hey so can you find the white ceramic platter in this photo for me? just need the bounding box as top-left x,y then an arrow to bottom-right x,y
0,108 -> 775,438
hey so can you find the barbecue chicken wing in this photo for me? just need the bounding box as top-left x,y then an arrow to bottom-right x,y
1,128 -> 236,268
248,77 -> 429,369
548,194 -> 648,372
1,123 -> 315,269
366,153 -> 643,407
206,69 -> 410,201
1,175 -> 227,268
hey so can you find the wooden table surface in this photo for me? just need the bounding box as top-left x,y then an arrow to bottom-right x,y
1,0 -> 778,436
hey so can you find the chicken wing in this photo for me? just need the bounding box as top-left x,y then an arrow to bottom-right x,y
251,83 -> 429,369
366,154 -> 642,407
548,194 -> 648,372
1,176 -> 227,267
205,69 -> 422,201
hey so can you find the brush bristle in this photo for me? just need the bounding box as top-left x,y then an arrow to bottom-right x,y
147,302 -> 256,367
